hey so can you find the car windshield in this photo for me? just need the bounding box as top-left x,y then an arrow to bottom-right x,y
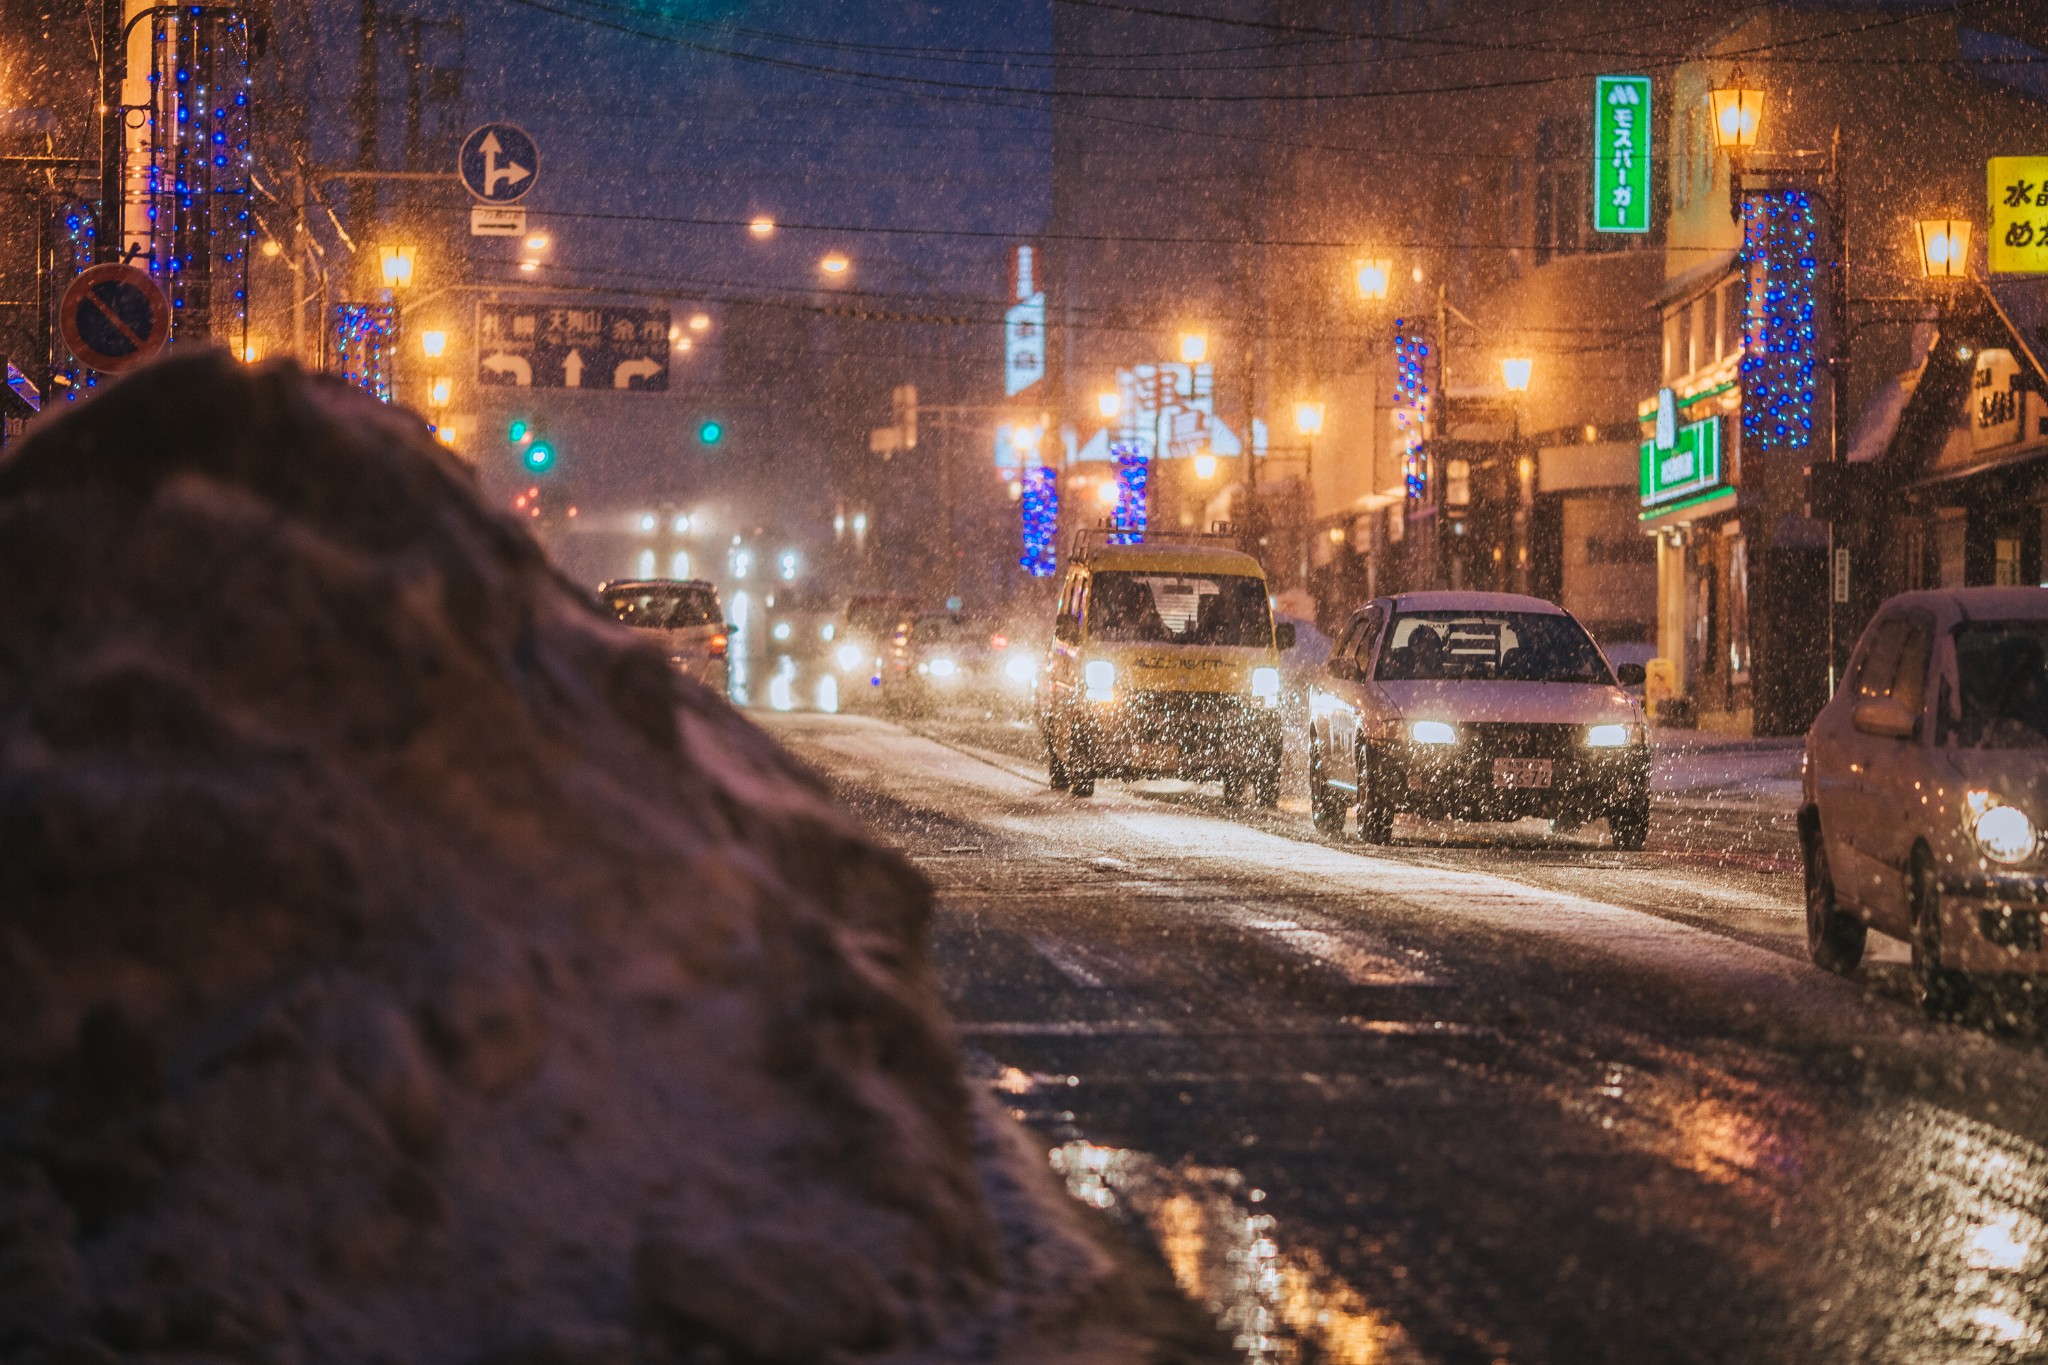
1375,610 -> 1613,684
1952,622 -> 2048,749
1089,572 -> 1272,647
603,586 -> 720,630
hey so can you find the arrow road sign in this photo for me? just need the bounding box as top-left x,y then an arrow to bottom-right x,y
459,123 -> 538,204
59,264 -> 172,373
477,302 -> 671,391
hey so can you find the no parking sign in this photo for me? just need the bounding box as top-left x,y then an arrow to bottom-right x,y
59,264 -> 172,374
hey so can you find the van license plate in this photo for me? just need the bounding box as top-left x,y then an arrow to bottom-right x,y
1493,758 -> 1552,789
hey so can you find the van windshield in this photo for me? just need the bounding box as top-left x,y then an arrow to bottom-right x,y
603,586 -> 720,630
1089,572 -> 1271,648
1952,622 -> 2048,749
1375,611 -> 1612,684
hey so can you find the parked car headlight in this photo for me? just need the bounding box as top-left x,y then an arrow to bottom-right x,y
1250,666 -> 1280,707
1084,659 -> 1116,702
1409,720 -> 1456,745
1585,723 -> 1633,748
821,623 -> 835,641
835,643 -> 864,671
928,657 -> 957,678
1971,799 -> 2037,865
1004,654 -> 1037,685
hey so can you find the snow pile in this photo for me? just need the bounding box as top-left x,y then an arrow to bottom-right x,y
0,352 -> 1097,1363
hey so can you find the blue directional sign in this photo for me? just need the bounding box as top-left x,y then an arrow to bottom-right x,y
458,123 -> 538,204
59,264 -> 172,374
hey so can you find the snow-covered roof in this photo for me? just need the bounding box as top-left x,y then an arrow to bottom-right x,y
1390,590 -> 1567,615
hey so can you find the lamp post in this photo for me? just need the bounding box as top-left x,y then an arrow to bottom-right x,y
1915,218 -> 1973,280
1500,358 -> 1534,594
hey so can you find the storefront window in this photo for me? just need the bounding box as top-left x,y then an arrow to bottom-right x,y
1938,509 -> 1968,589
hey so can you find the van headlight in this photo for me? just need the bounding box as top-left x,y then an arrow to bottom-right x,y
1004,654 -> 1036,685
1409,720 -> 1457,745
1970,796 -> 2037,864
834,643 -> 864,671
1084,659 -> 1116,703
928,657 -> 957,678
1250,666 -> 1280,707
1585,723 -> 1634,748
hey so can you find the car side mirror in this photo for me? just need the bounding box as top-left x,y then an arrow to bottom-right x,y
1275,622 -> 1297,651
726,622 -> 740,635
1616,662 -> 1647,686
1851,696 -> 1918,740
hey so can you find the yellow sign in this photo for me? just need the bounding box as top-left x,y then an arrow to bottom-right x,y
1989,157 -> 2048,274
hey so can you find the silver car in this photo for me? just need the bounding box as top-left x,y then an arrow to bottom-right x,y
1801,587 -> 2048,1016
598,578 -> 732,698
1308,592 -> 1651,847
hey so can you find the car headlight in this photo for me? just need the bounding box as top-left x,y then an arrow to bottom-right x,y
928,657 -> 957,678
1250,666 -> 1280,707
1084,659 -> 1115,702
1970,797 -> 2037,864
1004,654 -> 1036,684
1409,720 -> 1457,745
772,621 -> 791,641
1585,723 -> 1633,748
821,623 -> 836,642
835,643 -> 864,671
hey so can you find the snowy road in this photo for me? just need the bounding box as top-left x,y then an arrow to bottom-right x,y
768,712 -> 2048,1364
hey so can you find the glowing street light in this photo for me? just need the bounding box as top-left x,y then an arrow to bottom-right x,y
428,376 -> 451,407
261,238 -> 283,259
1709,74 -> 1764,151
379,245 -> 416,290
420,329 -> 448,358
689,313 -> 711,332
1916,217 -> 1973,280
1094,479 -> 1121,507
749,215 -> 776,238
523,233 -> 550,252
1293,401 -> 1325,436
1193,453 -> 1218,480
1097,391 -> 1121,419
1355,257 -> 1392,301
1501,357 -> 1534,393
1178,332 -> 1208,364
820,251 -> 850,276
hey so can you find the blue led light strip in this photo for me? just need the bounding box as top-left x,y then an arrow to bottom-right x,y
1020,465 -> 1060,576
1110,442 -> 1149,545
1739,188 -> 1818,457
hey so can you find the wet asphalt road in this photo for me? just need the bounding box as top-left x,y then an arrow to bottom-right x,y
764,711 -> 2048,1365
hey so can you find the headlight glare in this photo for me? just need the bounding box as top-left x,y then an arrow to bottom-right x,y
928,657 -> 957,678
1250,666 -> 1280,706
1973,803 -> 2037,864
1586,723 -> 1632,748
834,643 -> 863,671
1004,654 -> 1036,684
1409,720 -> 1456,745
1084,659 -> 1115,702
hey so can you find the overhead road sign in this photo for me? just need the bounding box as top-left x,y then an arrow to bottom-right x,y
59,264 -> 172,373
477,302 -> 671,391
1594,75 -> 1652,235
459,123 -> 538,204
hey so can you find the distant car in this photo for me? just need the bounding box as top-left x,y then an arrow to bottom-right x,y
598,578 -> 731,697
1308,592 -> 1651,847
1802,587 -> 2048,1016
835,594 -> 918,709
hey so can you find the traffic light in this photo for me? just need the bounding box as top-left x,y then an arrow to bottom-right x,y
698,419 -> 723,445
524,441 -> 556,473
509,418 -> 531,444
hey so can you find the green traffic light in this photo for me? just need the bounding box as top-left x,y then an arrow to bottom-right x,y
699,420 -> 723,445
509,419 -> 530,444
524,442 -> 556,472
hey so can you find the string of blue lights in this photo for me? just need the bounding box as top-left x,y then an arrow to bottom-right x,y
1739,187 -> 1818,457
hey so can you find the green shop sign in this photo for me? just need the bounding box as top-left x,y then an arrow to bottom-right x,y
1640,411 -> 1723,510
1594,75 -> 1651,235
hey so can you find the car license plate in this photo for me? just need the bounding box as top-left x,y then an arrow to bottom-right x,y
1493,758 -> 1552,789
1135,742 -> 1180,771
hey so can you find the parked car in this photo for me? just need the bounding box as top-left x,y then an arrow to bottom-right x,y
834,594 -> 918,709
597,578 -> 732,697
1308,592 -> 1650,847
1801,586 -> 2048,1016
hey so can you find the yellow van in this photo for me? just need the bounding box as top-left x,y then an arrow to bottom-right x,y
1038,530 -> 1294,803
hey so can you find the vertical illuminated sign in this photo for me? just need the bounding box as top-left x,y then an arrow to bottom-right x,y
1005,245 -> 1045,396
1594,75 -> 1651,235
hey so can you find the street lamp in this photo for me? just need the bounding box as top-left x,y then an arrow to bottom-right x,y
689,313 -> 711,332
428,376 -> 451,407
379,245 -> 416,290
749,216 -> 776,239
1179,332 -> 1208,364
1355,258 -> 1392,302
420,329 -> 448,359
1293,401 -> 1324,436
1916,217 -> 1973,280
1193,453 -> 1218,480
1708,74 -> 1764,151
1501,357 -> 1533,393
1097,391 -> 1121,419
819,251 -> 850,276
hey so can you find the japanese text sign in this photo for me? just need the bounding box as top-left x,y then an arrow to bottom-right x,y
1594,75 -> 1652,235
1640,414 -> 1722,508
476,303 -> 670,390
1989,157 -> 2048,274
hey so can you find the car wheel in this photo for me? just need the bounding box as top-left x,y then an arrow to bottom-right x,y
1910,845 -> 1971,1020
1046,726 -> 1070,792
1222,770 -> 1247,806
1067,721 -> 1096,798
1608,793 -> 1650,852
1801,819 -> 1865,974
1357,742 -> 1394,845
1254,761 -> 1281,809
1309,743 -> 1346,835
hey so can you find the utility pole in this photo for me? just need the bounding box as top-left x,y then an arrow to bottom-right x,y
350,0 -> 379,279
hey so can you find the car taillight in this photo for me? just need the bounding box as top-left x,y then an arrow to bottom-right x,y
990,633 -> 1008,650
709,633 -> 729,658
